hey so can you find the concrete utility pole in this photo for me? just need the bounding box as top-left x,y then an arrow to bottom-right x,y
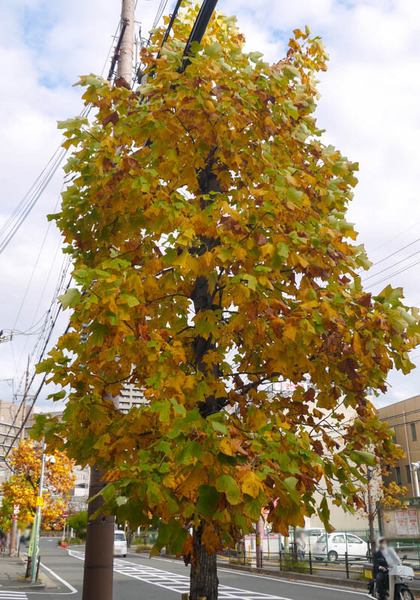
82,1 -> 135,595
21,358 -> 30,440
82,466 -> 115,600
9,359 -> 30,557
116,0 -> 135,86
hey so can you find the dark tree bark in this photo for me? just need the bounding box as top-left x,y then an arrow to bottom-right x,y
190,524 -> 219,600
189,161 -> 223,599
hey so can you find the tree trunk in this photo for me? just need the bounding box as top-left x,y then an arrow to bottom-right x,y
188,165 -> 223,599
190,524 -> 218,600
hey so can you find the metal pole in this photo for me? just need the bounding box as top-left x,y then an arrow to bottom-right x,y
31,440 -> 46,583
256,518 -> 263,569
116,0 -> 135,86
403,412 -> 416,496
412,466 -> 420,497
9,505 -> 19,556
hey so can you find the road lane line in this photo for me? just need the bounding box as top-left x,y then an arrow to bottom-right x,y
149,556 -> 368,598
216,566 -> 368,597
38,561 -> 78,594
69,550 -> 292,599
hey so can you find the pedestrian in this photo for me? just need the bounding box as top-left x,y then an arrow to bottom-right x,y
296,531 -> 306,560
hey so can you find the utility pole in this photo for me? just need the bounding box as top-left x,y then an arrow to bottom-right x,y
82,466 -> 115,600
21,357 -> 30,440
82,2 -> 136,596
9,359 -> 30,556
116,0 -> 135,86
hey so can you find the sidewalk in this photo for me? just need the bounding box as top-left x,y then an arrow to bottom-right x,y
0,554 -> 57,591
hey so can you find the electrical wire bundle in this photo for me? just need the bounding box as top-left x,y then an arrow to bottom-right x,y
0,0 -> 220,459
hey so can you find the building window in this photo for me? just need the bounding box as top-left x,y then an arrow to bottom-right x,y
411,422 -> 417,442
406,465 -> 412,484
396,466 -> 402,485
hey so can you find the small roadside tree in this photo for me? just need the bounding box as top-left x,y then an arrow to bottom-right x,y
1,439 -> 75,532
359,465 -> 408,555
34,6 -> 420,599
68,511 -> 88,540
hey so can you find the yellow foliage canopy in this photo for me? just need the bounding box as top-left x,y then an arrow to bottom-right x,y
33,6 -> 419,556
1,440 -> 75,531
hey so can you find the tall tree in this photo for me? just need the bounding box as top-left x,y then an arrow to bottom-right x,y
1,439 -> 74,531
35,7 -> 419,599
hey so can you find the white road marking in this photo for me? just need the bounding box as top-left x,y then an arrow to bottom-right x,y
0,593 -> 28,599
69,550 -> 291,599
37,561 -> 78,594
216,566 -> 369,597
19,552 -> 78,596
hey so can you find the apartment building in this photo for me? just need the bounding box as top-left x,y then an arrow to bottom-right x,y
0,399 -> 35,487
115,383 -> 147,413
378,395 -> 420,497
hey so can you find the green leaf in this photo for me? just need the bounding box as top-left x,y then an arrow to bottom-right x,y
249,51 -> 264,62
350,450 -> 376,467
120,294 -> 140,307
58,288 -> 81,309
276,242 -> 289,259
196,485 -> 221,516
57,116 -> 88,130
243,274 -> 257,291
216,475 -> 242,505
102,483 -> 115,504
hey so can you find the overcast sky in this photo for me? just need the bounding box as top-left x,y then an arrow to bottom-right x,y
1,0 -> 420,412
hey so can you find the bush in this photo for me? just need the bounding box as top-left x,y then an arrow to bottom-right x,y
69,537 -> 82,545
135,544 -> 153,553
280,554 -> 311,574
68,512 -> 87,540
229,557 -> 251,566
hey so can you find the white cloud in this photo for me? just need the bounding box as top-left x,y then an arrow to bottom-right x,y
1,0 -> 420,409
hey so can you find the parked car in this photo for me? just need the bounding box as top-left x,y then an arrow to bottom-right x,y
313,532 -> 368,562
114,530 -> 127,557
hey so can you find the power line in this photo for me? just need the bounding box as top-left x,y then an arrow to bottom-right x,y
370,218 -> 420,255
363,246 -> 420,282
367,255 -> 420,288
2,278 -> 72,458
0,8 -> 130,457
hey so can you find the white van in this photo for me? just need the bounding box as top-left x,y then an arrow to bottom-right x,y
114,530 -> 127,557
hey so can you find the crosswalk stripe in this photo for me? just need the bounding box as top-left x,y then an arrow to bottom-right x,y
112,558 -> 291,599
69,550 -> 291,599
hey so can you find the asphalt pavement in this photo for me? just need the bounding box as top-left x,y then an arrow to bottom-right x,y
2,538 -> 373,600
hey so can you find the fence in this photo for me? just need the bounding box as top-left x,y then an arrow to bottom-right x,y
218,545 -> 420,581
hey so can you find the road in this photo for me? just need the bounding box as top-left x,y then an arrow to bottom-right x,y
6,538 -> 371,600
